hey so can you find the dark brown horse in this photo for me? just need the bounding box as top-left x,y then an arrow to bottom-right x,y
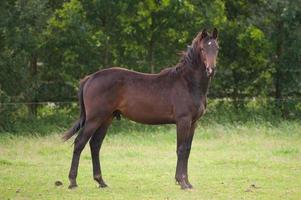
63,28 -> 219,190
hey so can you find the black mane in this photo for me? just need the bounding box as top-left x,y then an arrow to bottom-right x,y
159,33 -> 217,77
158,44 -> 201,76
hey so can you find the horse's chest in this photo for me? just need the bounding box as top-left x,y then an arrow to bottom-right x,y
194,97 -> 207,119
197,102 -> 206,117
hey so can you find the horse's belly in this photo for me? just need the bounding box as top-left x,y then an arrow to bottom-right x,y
124,114 -> 175,125
118,99 -> 175,125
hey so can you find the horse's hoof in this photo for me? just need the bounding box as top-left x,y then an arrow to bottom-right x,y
99,182 -> 108,188
176,180 -> 189,190
187,184 -> 193,189
177,180 -> 193,190
98,180 -> 108,188
186,182 -> 193,189
181,185 -> 193,190
180,183 -> 190,190
68,184 -> 78,189
94,175 -> 108,188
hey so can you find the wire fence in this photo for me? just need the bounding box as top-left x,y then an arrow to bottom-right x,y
215,69 -> 301,73
0,101 -> 76,105
1,97 -> 301,106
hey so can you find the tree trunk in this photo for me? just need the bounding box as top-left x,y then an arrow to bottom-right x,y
274,20 -> 286,117
101,16 -> 110,68
28,54 -> 38,117
232,69 -> 242,109
148,13 -> 156,73
148,35 -> 155,73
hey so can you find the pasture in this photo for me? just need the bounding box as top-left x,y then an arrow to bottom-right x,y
1,1 -> 300,199
1,120 -> 300,200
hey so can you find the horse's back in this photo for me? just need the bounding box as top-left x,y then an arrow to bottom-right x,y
83,67 -> 176,124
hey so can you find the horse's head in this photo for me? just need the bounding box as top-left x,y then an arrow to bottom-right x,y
193,28 -> 219,77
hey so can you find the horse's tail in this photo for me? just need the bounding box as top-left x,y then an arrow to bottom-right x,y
62,76 -> 89,141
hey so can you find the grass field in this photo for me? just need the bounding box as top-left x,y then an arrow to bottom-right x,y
0,120 -> 301,200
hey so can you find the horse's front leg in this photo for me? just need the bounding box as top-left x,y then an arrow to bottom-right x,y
182,122 -> 197,188
175,117 -> 193,189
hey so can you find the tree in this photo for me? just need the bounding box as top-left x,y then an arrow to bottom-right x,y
210,0 -> 270,105
42,0 -> 101,102
0,0 -> 52,116
254,0 -> 301,117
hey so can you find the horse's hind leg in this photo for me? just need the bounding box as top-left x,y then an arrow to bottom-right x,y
89,117 -> 113,188
68,118 -> 102,189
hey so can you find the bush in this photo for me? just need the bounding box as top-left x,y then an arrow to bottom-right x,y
0,98 -> 300,135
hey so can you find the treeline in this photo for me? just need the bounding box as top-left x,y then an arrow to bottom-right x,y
0,0 -> 300,127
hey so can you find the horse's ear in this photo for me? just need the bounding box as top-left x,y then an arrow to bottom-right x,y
200,29 -> 208,39
212,28 -> 218,39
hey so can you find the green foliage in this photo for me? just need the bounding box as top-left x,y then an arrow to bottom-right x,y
3,99 -> 299,135
0,0 -> 300,130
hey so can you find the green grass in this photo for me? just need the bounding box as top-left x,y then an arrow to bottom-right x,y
0,121 -> 301,200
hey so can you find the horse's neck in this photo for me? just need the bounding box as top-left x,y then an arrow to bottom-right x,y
177,50 -> 211,95
197,70 -> 211,96
182,66 -> 211,97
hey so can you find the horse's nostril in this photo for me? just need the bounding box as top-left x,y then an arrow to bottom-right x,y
206,67 -> 212,75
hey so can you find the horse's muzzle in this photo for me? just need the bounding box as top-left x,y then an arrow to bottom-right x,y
206,67 -> 215,77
